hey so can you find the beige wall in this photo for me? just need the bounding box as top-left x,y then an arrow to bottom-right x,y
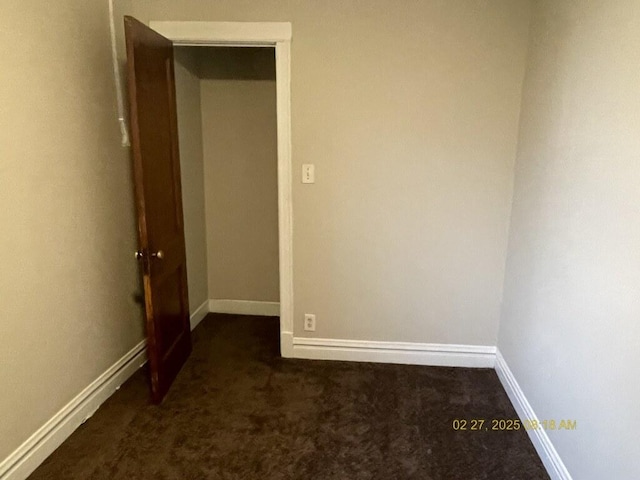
0,0 -> 143,462
174,47 -> 209,311
133,0 -> 532,343
200,48 -> 279,302
498,1 -> 640,478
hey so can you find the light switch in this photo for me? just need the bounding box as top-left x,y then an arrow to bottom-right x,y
302,164 -> 315,184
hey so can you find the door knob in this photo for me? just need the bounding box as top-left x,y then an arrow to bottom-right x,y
151,250 -> 164,260
134,250 -> 144,260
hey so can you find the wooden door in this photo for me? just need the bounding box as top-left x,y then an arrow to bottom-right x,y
124,16 -> 191,404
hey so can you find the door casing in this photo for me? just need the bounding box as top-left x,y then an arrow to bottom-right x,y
149,21 -> 294,357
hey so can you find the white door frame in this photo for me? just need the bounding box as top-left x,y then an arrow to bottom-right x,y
150,21 -> 294,357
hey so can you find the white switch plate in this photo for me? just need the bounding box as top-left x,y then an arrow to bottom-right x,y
304,313 -> 316,331
302,164 -> 315,184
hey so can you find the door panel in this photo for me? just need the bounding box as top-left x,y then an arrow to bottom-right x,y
125,16 -> 191,404
154,269 -> 186,353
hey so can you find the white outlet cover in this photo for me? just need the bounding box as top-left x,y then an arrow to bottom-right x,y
302,164 -> 315,184
304,313 -> 316,331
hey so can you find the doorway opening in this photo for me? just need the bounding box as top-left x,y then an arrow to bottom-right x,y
152,22 -> 294,358
175,46 -> 279,324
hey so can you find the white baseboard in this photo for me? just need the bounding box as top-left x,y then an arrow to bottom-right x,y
495,350 -> 572,480
190,299 -> 209,330
291,337 -> 496,368
0,340 -> 147,480
209,299 -> 280,317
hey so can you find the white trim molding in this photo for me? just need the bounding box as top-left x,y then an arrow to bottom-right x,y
189,299 -> 210,331
291,337 -> 496,368
150,21 -> 295,359
495,350 -> 573,480
149,21 -> 291,45
209,299 -> 280,317
280,331 -> 294,358
0,341 -> 147,480
274,36 -> 295,358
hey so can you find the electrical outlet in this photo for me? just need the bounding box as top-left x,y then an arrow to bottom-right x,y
304,313 -> 316,332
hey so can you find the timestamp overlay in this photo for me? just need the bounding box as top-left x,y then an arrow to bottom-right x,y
451,418 -> 577,431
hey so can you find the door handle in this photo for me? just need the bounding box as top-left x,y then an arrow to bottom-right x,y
134,250 -> 164,260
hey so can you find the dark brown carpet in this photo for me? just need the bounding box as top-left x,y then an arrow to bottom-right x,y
29,314 -> 548,479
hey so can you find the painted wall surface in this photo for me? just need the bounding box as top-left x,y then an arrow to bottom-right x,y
0,0 -> 143,462
498,1 -> 640,478
200,48 -> 279,302
174,47 -> 209,311
133,0 -> 532,344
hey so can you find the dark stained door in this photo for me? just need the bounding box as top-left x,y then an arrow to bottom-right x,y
124,16 -> 191,404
